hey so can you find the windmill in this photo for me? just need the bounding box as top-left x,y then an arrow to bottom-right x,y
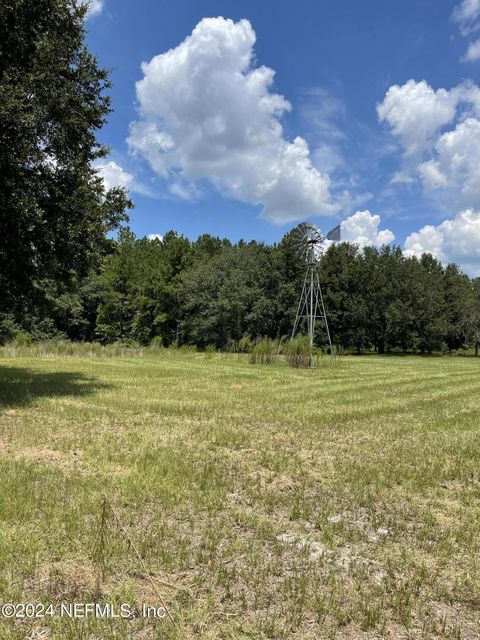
290,222 -> 341,365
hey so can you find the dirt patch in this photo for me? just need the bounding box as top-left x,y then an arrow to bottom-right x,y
16,447 -> 84,472
26,559 -> 97,601
26,558 -> 191,609
0,443 -> 132,478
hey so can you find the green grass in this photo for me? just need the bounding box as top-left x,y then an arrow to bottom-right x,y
0,351 -> 479,639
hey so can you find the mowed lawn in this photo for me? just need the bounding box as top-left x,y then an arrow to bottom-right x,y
0,353 -> 479,639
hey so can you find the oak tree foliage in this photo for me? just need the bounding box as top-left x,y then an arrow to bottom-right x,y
0,0 -> 131,339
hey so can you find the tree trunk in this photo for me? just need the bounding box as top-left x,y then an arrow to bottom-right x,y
475,341 -> 479,357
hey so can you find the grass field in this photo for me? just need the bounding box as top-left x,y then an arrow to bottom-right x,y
0,351 -> 479,639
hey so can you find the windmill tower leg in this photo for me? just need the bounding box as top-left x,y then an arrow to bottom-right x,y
308,265 -> 314,367
315,269 -> 335,363
291,268 -> 309,339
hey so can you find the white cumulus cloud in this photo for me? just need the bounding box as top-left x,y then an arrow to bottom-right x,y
127,17 -> 338,224
418,117 -> 480,208
378,79 -> 480,211
147,234 -> 164,242
341,210 -> 395,248
377,80 -> 457,159
403,225 -> 445,260
380,79 -> 480,272
404,209 -> 480,273
95,160 -> 133,191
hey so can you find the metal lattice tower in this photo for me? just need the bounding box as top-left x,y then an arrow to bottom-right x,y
290,222 -> 340,366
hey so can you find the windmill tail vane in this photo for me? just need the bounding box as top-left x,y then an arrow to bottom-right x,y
326,224 -> 341,242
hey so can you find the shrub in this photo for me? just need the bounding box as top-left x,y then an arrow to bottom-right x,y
0,314 -> 20,345
15,332 -> 33,346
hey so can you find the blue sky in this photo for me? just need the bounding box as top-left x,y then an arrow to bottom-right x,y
85,0 -> 480,273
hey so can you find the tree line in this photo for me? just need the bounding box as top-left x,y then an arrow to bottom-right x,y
78,228 -> 480,355
1,0 -> 479,355
4,220 -> 480,355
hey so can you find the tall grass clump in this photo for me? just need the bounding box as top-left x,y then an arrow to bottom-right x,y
284,338 -> 342,367
165,343 -> 198,356
238,336 -> 254,353
178,344 -> 197,354
284,335 -> 311,368
249,338 -> 278,365
204,345 -> 216,359
0,340 -> 145,359
149,336 -> 163,350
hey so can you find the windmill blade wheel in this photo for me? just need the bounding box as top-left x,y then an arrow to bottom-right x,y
291,222 -> 324,264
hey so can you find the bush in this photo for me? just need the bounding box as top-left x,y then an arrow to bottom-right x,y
0,314 -> 21,345
15,332 -> 32,346
95,323 -> 120,345
30,318 -> 66,342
